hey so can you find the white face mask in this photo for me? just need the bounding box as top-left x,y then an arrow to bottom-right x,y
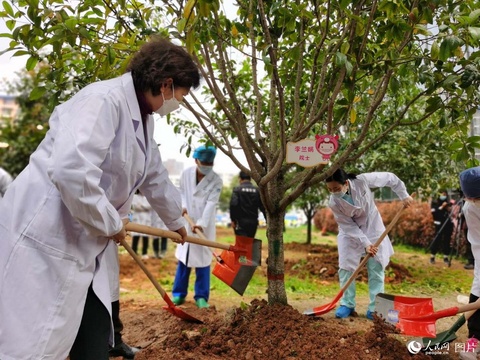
155,85 -> 180,116
332,185 -> 347,198
198,165 -> 213,175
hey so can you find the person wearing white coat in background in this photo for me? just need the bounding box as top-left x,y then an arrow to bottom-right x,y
151,207 -> 169,258
459,166 -> 480,360
0,38 -> 199,360
325,168 -> 413,320
131,192 -> 154,259
173,145 -> 223,309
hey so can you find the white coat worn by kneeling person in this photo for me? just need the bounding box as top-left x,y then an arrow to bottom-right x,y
325,168 -> 413,320
0,37 -> 199,360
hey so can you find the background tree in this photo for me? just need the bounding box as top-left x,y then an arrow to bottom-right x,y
294,185 -> 326,244
2,0 -> 480,305
0,67 -> 50,176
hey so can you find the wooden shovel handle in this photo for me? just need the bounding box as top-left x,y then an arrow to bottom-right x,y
183,214 -> 223,262
125,222 -> 233,252
120,237 -> 170,301
465,297 -> 480,320
184,213 -> 208,240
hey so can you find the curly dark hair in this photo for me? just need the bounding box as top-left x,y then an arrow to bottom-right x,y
126,37 -> 201,95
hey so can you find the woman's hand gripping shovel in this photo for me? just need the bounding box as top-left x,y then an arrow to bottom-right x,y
303,202 -> 407,316
119,236 -> 202,323
183,214 -> 261,295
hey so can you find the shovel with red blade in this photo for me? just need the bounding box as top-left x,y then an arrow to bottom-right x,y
375,293 -> 480,337
125,222 -> 261,295
120,237 -> 202,323
125,222 -> 258,265
183,214 -> 261,295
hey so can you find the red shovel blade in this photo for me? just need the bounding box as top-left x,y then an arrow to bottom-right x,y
303,292 -> 343,316
375,293 -> 435,320
212,239 -> 262,295
161,294 -> 203,323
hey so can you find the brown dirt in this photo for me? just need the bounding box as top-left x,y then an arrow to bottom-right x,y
114,228 -> 466,359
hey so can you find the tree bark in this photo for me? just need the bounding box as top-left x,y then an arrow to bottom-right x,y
266,211 -> 288,305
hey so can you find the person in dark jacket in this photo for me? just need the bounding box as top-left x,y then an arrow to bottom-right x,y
429,191 -> 454,264
229,171 -> 266,238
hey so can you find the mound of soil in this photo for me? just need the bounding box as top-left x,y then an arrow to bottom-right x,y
118,298 -> 450,360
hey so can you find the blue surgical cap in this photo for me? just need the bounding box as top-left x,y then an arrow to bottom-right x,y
193,145 -> 217,163
460,166 -> 480,199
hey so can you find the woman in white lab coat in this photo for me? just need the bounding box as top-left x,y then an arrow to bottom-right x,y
173,145 -> 223,309
459,166 -> 480,358
0,38 -> 198,360
325,168 -> 413,320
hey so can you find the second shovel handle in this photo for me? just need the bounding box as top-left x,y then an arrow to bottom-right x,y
120,237 -> 168,299
184,214 -> 208,240
125,222 -> 231,251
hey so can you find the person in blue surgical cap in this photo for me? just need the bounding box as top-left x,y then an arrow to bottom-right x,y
172,145 -> 223,308
459,166 -> 480,359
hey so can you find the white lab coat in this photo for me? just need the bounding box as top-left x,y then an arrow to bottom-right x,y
329,172 -> 410,272
175,166 -> 223,268
0,72 -> 184,360
131,193 -> 153,230
151,208 -> 168,230
463,201 -> 480,296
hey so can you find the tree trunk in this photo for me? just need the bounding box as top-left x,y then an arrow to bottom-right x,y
306,212 -> 312,245
266,211 -> 288,305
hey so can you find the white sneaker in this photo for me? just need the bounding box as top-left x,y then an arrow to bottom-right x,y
459,338 -> 480,360
141,254 -> 149,260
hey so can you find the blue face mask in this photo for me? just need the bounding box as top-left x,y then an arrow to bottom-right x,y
198,165 -> 213,175
439,195 -> 447,201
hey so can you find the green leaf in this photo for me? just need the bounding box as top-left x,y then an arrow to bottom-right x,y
26,56 -> 38,71
30,87 -> 47,101
431,41 -> 439,60
6,19 -> 16,31
335,52 -> 346,66
65,18 -> 77,31
468,27 -> 480,41
107,46 -> 116,65
2,1 -> 13,17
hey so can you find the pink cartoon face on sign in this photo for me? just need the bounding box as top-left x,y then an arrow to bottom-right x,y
315,134 -> 339,160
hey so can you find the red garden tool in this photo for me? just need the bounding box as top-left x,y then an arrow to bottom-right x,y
183,214 -> 262,295
119,237 -> 202,323
375,293 -> 480,337
303,203 -> 407,316
125,222 -> 258,266
419,298 -> 480,347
